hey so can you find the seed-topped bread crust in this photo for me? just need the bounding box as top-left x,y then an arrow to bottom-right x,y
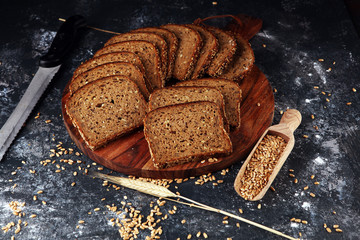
70,51 -> 145,82
94,40 -> 163,90
104,32 -> 168,81
66,76 -> 147,150
131,27 -> 178,80
206,26 -> 237,77
144,101 -> 232,168
220,34 -> 255,81
148,86 -> 229,132
69,62 -> 150,99
185,24 -> 219,79
176,78 -> 242,128
161,24 -> 202,81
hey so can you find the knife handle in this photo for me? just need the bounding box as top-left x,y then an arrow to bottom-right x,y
39,15 -> 86,68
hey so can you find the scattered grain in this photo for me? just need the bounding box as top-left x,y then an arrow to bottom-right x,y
346,102 -> 352,105
309,192 -> 316,197
326,227 -> 332,233
318,58 -> 324,62
335,229 -> 343,233
304,186 -> 309,190
303,135 -> 309,138
203,232 -> 208,238
352,88 -> 357,92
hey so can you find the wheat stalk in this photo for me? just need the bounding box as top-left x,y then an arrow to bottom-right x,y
89,171 -> 297,240
90,171 -> 177,198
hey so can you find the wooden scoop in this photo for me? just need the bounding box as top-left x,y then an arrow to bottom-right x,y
234,109 -> 302,201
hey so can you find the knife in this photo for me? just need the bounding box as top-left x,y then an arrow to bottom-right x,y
0,15 -> 86,161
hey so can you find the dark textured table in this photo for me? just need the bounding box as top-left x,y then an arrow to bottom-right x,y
1,0 -> 359,239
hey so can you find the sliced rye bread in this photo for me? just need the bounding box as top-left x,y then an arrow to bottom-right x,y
144,101 -> 232,168
131,27 -> 178,80
69,62 -> 150,99
185,24 -> 219,79
148,86 -> 229,132
220,34 -> 255,81
71,51 -> 145,82
94,40 -> 163,90
104,32 -> 168,81
161,24 -> 202,81
206,26 -> 237,77
66,76 -> 147,150
176,78 -> 242,128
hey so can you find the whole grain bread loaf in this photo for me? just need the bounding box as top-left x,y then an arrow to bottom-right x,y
66,76 -> 147,150
185,24 -> 219,79
206,26 -> 237,77
220,34 -> 255,81
104,32 -> 168,81
144,101 -> 232,168
71,51 -> 145,82
94,40 -> 163,90
161,24 -> 202,81
69,62 -> 150,99
176,78 -> 242,128
131,27 -> 178,80
148,86 -> 229,132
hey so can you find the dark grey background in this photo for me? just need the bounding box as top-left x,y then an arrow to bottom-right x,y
1,0 -> 359,239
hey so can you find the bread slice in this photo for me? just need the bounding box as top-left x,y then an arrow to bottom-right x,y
220,34 -> 255,81
144,101 -> 232,168
71,51 -> 145,82
131,27 -> 178,80
185,24 -> 219,79
69,62 -> 150,99
66,76 -> 147,150
161,24 -> 202,81
176,78 -> 242,128
206,26 -> 237,77
94,40 -> 163,90
148,86 -> 229,132
104,32 -> 168,81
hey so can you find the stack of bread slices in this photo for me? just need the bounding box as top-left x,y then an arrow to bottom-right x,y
65,23 -> 254,169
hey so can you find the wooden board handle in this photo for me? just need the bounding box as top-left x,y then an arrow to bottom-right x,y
279,109 -> 302,133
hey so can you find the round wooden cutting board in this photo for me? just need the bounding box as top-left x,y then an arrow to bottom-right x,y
61,65 -> 274,179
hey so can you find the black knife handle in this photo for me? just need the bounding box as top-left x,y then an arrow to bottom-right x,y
39,15 -> 86,68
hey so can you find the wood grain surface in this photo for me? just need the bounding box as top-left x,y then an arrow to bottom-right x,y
61,65 -> 274,179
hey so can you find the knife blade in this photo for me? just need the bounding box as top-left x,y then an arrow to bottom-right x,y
0,15 -> 86,161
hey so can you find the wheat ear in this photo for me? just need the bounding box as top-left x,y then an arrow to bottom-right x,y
89,171 -> 296,240
58,18 -> 120,35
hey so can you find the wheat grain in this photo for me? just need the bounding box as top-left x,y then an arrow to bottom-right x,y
89,171 -> 297,240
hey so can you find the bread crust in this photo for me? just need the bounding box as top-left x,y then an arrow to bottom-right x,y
220,34 -> 255,81
70,51 -> 145,83
206,26 -> 237,77
94,40 -> 163,90
161,24 -> 202,81
69,62 -> 150,99
143,101 -> 232,168
148,85 -> 230,132
131,27 -> 179,80
104,32 -> 168,84
66,76 -> 147,150
176,78 -> 242,128
186,24 -> 219,79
